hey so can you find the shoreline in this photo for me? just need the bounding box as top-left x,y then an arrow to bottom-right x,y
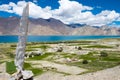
0,36 -> 120,43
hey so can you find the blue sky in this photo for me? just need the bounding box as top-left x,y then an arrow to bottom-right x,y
0,0 -> 120,27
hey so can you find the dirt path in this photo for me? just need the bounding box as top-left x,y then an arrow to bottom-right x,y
0,63 -> 10,80
0,63 -> 6,73
35,65 -> 120,80
28,60 -> 87,75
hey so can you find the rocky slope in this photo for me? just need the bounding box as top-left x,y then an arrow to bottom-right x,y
0,17 -> 72,35
0,17 -> 120,35
71,25 -> 120,35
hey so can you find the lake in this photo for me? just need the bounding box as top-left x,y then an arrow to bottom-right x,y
0,35 -> 120,43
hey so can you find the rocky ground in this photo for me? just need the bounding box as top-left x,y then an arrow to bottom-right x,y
35,65 -> 120,80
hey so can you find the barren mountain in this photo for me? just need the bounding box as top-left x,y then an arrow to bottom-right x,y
28,18 -> 72,35
0,17 -> 72,35
0,17 -> 120,35
71,25 -> 120,35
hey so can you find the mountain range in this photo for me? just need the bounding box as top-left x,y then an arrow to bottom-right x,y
0,17 -> 120,35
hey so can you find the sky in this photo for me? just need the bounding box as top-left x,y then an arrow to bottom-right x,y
0,0 -> 120,27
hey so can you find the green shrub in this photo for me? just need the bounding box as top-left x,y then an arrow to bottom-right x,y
100,51 -> 108,57
10,45 -> 17,47
82,60 -> 88,64
39,45 -> 50,50
78,46 -> 82,50
6,52 -> 14,58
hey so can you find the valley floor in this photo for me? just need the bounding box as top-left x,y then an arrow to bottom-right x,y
0,38 -> 120,80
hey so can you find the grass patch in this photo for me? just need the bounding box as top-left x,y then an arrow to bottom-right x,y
79,51 -> 99,61
84,45 -> 113,48
63,54 -> 77,58
31,68 -> 44,76
39,45 -> 50,50
24,62 -> 32,69
60,53 -> 78,59
10,44 -> 17,47
0,61 -> 4,64
69,61 -> 117,71
28,45 -> 50,48
53,70 -> 71,76
6,61 -> 44,76
6,61 -> 16,74
26,48 -> 37,52
6,52 -> 15,58
27,40 -> 95,44
68,43 -> 90,46
0,47 -> 15,59
24,63 -> 44,76
67,51 -> 120,73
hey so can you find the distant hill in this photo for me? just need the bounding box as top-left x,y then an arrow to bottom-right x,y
0,17 -> 120,35
71,25 -> 120,35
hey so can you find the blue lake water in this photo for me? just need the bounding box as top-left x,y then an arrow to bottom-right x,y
0,35 -> 120,43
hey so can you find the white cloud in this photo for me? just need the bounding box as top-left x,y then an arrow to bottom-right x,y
0,4 -> 13,13
0,1 -> 52,19
51,0 -> 93,24
29,2 -> 52,19
87,10 -> 120,26
0,0 -> 120,26
51,0 -> 119,26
